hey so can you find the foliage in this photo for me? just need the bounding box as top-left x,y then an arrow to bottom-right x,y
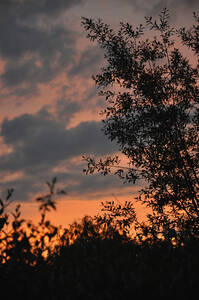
0,186 -> 199,299
82,9 -> 199,235
0,177 -> 65,265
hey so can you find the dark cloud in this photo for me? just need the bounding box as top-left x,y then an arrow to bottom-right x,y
0,107 -> 119,201
1,26 -> 74,79
56,99 -> 81,123
0,0 -> 84,19
66,171 -> 132,198
55,85 -> 105,124
69,46 -> 104,77
0,24 -> 74,94
0,160 -> 132,203
0,0 -> 83,95
121,0 -> 199,15
0,108 -> 117,174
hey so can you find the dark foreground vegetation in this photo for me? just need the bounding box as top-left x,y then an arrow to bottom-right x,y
0,180 -> 199,299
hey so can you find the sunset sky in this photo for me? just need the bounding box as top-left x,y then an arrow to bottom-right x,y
0,0 -> 198,226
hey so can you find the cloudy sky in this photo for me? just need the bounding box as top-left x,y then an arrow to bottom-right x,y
0,0 -> 198,225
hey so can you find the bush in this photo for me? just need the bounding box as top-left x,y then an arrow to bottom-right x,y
0,180 -> 199,299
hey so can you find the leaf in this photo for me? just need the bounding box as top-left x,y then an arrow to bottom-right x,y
57,190 -> 67,195
0,217 -> 7,230
0,199 -> 4,208
52,177 -> 57,185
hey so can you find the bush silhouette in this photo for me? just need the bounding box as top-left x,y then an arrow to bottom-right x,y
0,178 -> 199,299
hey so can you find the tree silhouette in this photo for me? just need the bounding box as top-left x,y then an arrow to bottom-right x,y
82,9 -> 199,237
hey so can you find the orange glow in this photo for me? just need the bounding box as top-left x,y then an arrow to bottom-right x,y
14,198 -> 102,228
13,192 -> 147,229
0,137 -> 13,156
0,59 -> 5,75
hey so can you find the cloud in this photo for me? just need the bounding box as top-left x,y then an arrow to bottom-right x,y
119,0 -> 199,15
56,99 -> 82,124
0,0 -> 85,18
69,46 -> 104,77
0,107 -> 119,201
0,108 -> 117,174
0,159 -> 134,203
0,0 -> 84,96
66,171 -> 133,199
1,27 -> 74,82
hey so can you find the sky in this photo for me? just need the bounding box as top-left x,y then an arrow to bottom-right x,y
0,0 -> 198,226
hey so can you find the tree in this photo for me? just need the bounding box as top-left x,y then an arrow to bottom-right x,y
82,9 -> 199,237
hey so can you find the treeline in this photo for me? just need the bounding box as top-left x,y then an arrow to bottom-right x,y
0,180 -> 199,299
